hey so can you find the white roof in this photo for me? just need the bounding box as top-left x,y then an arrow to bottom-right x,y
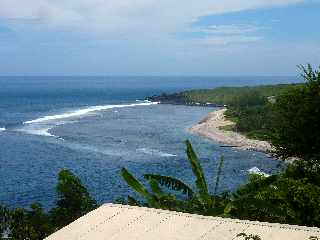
46,204 -> 320,240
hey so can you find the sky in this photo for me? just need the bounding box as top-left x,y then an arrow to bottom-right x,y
0,0 -> 319,76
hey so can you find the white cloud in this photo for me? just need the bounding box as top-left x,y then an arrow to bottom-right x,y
0,0 -> 305,34
202,24 -> 262,35
0,0 -> 82,23
182,23 -> 264,47
198,35 -> 263,46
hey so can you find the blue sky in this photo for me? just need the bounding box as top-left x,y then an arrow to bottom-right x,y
0,0 -> 319,76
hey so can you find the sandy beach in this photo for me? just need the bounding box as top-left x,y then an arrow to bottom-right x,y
188,108 -> 273,153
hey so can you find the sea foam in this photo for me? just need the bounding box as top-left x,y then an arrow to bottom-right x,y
24,101 -> 158,124
20,101 -> 158,137
136,148 -> 177,157
0,127 -> 5,132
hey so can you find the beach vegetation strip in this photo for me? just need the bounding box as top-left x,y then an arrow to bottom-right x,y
147,72 -> 307,149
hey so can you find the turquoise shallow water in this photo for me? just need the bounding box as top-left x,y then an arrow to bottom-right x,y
0,76 -> 296,209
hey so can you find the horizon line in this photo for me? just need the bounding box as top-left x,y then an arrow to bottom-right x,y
0,75 -> 300,78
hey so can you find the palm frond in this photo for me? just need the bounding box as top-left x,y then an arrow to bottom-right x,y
214,155 -> 225,195
121,168 -> 159,208
144,174 -> 194,199
148,179 -> 165,198
185,140 -> 210,203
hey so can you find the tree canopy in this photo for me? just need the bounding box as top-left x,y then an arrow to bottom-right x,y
271,64 -> 320,159
0,169 -> 97,239
50,169 -> 97,229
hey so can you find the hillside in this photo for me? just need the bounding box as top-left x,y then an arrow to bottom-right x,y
147,84 -> 302,106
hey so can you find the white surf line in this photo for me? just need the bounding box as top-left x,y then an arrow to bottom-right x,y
136,148 -> 177,157
19,101 -> 159,138
22,128 -> 56,137
0,127 -> 5,132
23,101 -> 159,124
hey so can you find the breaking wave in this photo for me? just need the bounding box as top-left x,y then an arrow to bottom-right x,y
24,101 -> 158,124
19,101 -> 158,137
136,148 -> 177,157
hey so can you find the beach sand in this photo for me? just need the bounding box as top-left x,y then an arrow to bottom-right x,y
188,108 -> 273,153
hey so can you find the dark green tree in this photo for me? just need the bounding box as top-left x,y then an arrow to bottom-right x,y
229,90 -> 267,109
8,203 -> 53,240
0,205 -> 10,240
1,170 -> 98,239
27,203 -> 52,239
229,169 -> 320,227
271,64 -> 320,159
8,208 -> 36,240
50,169 -> 97,229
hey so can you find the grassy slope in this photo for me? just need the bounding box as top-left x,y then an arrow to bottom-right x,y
182,84 -> 302,105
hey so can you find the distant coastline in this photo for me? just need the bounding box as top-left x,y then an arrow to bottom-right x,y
145,84 -> 302,153
145,83 -> 302,107
145,93 -> 224,107
146,93 -> 272,153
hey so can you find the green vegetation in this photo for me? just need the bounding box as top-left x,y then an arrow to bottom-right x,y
224,94 -> 273,141
271,65 -> 320,159
50,169 -> 97,229
121,140 -> 229,216
231,162 -> 320,226
236,232 -> 262,240
183,84 -> 302,106
121,141 -> 320,227
183,68 -> 319,149
121,65 -> 320,227
182,83 -> 303,141
0,169 -> 96,240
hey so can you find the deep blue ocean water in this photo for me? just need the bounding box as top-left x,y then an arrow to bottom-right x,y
0,76 -> 301,209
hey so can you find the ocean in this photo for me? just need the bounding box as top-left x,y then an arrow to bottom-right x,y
0,76 -> 300,209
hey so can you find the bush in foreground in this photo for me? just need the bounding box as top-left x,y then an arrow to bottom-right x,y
0,169 -> 97,240
121,141 -> 320,227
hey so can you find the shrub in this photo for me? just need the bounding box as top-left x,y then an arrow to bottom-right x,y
271,64 -> 320,159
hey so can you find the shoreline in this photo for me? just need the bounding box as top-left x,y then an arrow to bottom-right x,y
188,108 -> 273,153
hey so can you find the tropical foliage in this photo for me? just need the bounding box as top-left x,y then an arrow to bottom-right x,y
270,64 -> 320,159
8,204 -> 52,240
121,140 -> 229,216
50,169 -> 97,229
230,169 -> 320,226
121,140 -> 320,227
0,169 -> 96,240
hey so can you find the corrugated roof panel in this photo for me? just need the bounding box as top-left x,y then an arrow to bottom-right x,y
45,204 -> 320,240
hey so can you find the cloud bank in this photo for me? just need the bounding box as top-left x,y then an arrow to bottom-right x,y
1,0 -> 317,76
0,0 -> 304,34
